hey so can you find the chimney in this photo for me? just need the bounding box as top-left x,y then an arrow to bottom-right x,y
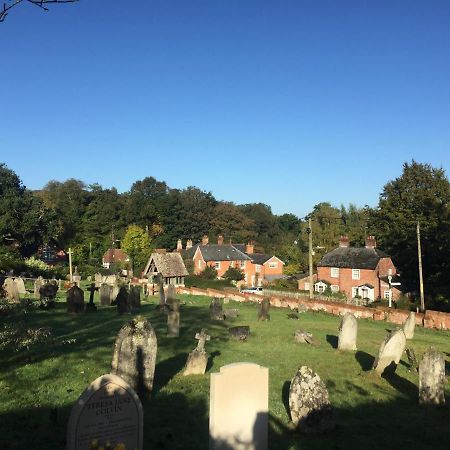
176,239 -> 182,252
245,242 -> 254,254
202,235 -> 209,245
186,239 -> 193,250
217,235 -> 224,245
339,236 -> 349,248
365,235 -> 376,249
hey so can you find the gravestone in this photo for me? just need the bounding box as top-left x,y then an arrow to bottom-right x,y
294,330 -> 319,346
72,267 -> 81,286
258,298 -> 270,321
94,272 -> 102,287
406,347 -> 419,372
116,286 -> 132,314
372,329 -> 406,375
15,277 -> 26,295
66,373 -> 143,450
34,276 -> 44,298
419,347 -> 445,406
167,299 -> 180,337
289,366 -> 334,433
210,297 -> 224,320
229,326 -> 250,341
39,281 -> 59,308
403,312 -> 415,339
3,277 -> 19,303
67,285 -> 85,313
223,308 -> 239,319
110,283 -> 120,304
86,283 -> 98,312
210,363 -> 269,450
184,329 -> 210,376
130,285 -> 141,309
338,313 -> 357,351
111,316 -> 157,396
166,284 -> 176,301
99,283 -> 112,306
157,273 -> 166,311
287,313 -> 300,320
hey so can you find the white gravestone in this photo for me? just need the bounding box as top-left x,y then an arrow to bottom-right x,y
66,373 -> 143,450
210,363 -> 268,450
373,329 -> 406,375
403,312 -> 415,340
338,313 -> 358,351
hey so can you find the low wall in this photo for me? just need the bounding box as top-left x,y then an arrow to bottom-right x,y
176,287 -> 450,331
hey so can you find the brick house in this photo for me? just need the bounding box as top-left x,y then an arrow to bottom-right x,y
300,235 -> 401,302
185,235 -> 284,286
102,248 -> 129,269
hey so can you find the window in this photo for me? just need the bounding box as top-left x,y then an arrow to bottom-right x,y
241,261 -> 246,269
331,267 -> 339,278
215,262 -> 221,269
331,285 -> 339,293
255,264 -> 261,273
198,260 -> 202,269
352,287 -> 360,298
315,283 -> 326,293
384,290 -> 392,300
269,261 -> 278,269
352,269 -> 360,280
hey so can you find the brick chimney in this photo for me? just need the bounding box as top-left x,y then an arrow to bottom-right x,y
217,235 -> 224,245
186,239 -> 193,250
202,235 -> 209,245
245,242 -> 254,254
365,235 -> 376,249
339,236 -> 349,248
176,239 -> 182,252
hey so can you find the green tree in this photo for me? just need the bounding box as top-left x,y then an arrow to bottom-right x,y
223,266 -> 245,282
121,224 -> 151,275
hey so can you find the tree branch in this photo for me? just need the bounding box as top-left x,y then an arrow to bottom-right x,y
1,0 -> 79,22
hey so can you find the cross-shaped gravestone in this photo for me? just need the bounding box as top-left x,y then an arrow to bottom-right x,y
195,329 -> 210,352
86,283 -> 98,311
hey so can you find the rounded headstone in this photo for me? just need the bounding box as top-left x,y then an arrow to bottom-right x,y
373,329 -> 406,375
403,312 -> 416,340
338,313 -> 358,351
419,347 -> 445,406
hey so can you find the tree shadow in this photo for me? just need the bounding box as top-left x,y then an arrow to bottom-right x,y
326,334 -> 338,349
355,351 -> 375,371
206,350 -> 221,372
153,352 -> 189,395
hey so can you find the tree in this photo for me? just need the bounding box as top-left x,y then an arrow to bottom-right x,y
0,0 -> 78,22
121,224 -> 151,274
223,266 -> 245,282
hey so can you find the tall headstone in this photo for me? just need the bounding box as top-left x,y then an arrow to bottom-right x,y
111,317 -> 157,396
403,312 -> 416,340
130,285 -> 141,309
3,278 -> 19,303
166,283 -> 176,301
94,272 -> 102,287
116,286 -> 132,314
167,299 -> 180,337
210,297 -> 224,320
66,373 -> 143,450
110,283 -> 120,304
210,363 -> 269,450
419,347 -> 445,406
67,285 -> 85,313
184,329 -> 210,376
86,283 -> 98,312
34,276 -> 44,298
289,366 -> 334,433
257,298 -> 270,321
157,273 -> 166,311
372,330 -> 406,375
72,266 -> 81,286
14,277 -> 26,295
338,313 -> 358,351
99,283 -> 112,306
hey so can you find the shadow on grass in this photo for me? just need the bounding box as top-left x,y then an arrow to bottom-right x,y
382,370 -> 418,399
326,334 -> 338,349
153,352 -> 189,395
355,350 -> 375,371
282,380 -> 291,418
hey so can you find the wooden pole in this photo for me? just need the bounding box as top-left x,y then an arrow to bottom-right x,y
308,218 -> 313,300
417,221 -> 425,311
68,247 -> 73,283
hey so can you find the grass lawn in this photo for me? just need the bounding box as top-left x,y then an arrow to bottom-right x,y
0,292 -> 449,450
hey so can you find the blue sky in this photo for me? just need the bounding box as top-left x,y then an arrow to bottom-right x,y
1,0 -> 449,217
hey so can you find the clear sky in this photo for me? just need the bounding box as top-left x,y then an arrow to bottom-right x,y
1,0 -> 449,217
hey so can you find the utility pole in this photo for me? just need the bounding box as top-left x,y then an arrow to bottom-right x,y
68,247 -> 73,283
307,218 -> 313,299
417,221 -> 425,312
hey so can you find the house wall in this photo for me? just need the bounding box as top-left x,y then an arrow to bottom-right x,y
262,257 -> 284,277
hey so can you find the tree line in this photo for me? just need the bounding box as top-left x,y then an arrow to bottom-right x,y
1,161 -> 449,309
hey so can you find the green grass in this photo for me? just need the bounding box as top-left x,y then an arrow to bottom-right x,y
0,293 -> 449,450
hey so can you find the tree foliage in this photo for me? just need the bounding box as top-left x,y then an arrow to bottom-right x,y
121,224 -> 151,274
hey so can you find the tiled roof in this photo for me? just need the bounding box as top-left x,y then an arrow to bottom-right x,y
318,247 -> 390,270
198,244 -> 252,262
103,248 -> 129,263
144,252 -> 188,277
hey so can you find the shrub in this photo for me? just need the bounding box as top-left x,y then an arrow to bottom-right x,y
222,267 -> 245,282
199,266 -> 217,279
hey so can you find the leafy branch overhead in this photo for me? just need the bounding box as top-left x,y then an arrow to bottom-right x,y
0,0 -> 79,22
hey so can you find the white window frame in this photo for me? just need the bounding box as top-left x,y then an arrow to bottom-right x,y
214,262 -> 221,270
352,269 -> 360,280
331,267 -> 339,278
384,290 -> 392,300
268,261 -> 278,269
198,260 -> 202,269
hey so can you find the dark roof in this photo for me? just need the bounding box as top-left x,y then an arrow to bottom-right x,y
231,244 -> 275,265
197,244 -> 252,262
143,252 -> 188,277
318,247 -> 390,270
103,248 -> 129,263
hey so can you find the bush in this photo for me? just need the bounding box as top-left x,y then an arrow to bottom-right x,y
198,266 -> 217,279
222,267 -> 245,282
185,275 -> 231,290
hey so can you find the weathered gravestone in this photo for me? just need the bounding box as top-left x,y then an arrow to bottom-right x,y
184,329 -> 210,376
403,311 -> 416,340
294,330 -> 319,346
116,286 -> 132,314
156,273 -> 166,311
66,373 -> 143,450
289,366 -> 334,433
129,285 -> 141,309
94,272 -> 102,287
210,297 -> 224,320
167,298 -> 180,337
229,326 -> 250,341
223,308 -> 239,319
99,283 -> 112,306
419,347 -> 445,406
406,347 -> 419,372
110,283 -> 120,304
166,284 -> 176,301
67,285 -> 85,313
3,277 -> 19,303
210,363 -> 269,450
85,283 -> 98,312
338,313 -> 358,351
39,281 -> 58,308
257,298 -> 270,321
287,313 -> 300,320
372,329 -> 406,375
15,277 -> 26,295
72,267 -> 81,286
34,276 -> 44,298
111,316 -> 157,396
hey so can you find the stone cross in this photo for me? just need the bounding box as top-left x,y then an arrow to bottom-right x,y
86,283 -> 98,311
195,329 -> 210,352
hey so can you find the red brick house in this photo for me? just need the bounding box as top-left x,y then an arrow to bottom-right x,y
102,248 -> 129,269
301,236 -> 401,302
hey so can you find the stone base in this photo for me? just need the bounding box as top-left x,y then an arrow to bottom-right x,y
184,350 -> 208,375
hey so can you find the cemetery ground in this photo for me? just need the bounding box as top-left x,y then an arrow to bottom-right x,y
0,292 -> 449,450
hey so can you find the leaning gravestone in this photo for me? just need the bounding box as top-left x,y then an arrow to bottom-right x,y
210,297 -> 224,320
338,313 -> 358,351
210,363 -> 269,450
184,329 -> 210,376
258,298 -> 270,321
14,277 -> 26,295
116,286 -> 132,314
289,366 -> 334,433
3,277 -> 19,303
129,285 -> 141,310
111,317 -> 157,396
372,329 -> 406,375
67,285 -> 85,313
403,311 -> 416,340
167,299 -> 180,337
294,330 -> 319,346
419,347 -> 445,406
100,283 -> 112,306
66,373 -> 143,450
229,326 -> 250,341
